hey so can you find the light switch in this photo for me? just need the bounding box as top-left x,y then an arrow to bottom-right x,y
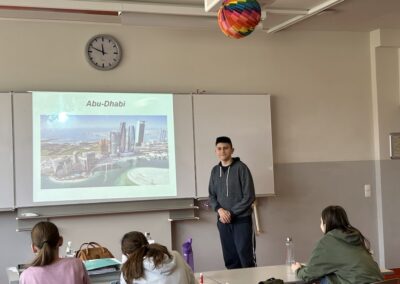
364,184 -> 371,198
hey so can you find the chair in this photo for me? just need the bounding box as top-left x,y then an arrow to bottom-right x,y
373,279 -> 400,284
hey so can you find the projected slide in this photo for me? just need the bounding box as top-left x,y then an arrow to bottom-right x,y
32,92 -> 176,202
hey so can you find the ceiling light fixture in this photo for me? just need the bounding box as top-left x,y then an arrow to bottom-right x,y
264,0 -> 345,33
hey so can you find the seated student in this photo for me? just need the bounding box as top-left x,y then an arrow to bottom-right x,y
19,221 -> 90,284
120,231 -> 196,284
291,205 -> 383,284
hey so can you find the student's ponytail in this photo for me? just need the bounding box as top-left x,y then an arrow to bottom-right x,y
146,243 -> 172,267
122,245 -> 148,283
30,241 -> 56,267
28,222 -> 61,267
121,232 -> 172,283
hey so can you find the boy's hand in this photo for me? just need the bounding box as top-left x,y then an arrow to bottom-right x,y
218,208 -> 231,223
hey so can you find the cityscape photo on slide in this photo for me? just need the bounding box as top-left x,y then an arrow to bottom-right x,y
40,114 -> 169,190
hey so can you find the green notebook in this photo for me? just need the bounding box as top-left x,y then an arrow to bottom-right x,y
84,258 -> 121,271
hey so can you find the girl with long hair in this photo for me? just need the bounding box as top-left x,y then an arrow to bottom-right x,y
291,205 -> 383,284
120,231 -> 196,284
19,221 -> 90,284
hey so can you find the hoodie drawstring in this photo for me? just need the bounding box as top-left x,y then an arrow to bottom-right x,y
226,166 -> 230,197
219,165 -> 231,197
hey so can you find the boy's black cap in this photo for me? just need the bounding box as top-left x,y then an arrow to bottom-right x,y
215,136 -> 232,146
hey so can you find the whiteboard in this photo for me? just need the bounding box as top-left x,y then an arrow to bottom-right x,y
0,93 -> 14,210
193,94 -> 274,197
11,92 -> 274,208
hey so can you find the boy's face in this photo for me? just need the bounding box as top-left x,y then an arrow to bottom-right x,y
215,142 -> 234,162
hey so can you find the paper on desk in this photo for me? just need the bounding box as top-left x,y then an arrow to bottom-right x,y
87,267 -> 118,276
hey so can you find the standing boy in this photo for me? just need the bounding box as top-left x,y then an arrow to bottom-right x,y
208,136 -> 256,269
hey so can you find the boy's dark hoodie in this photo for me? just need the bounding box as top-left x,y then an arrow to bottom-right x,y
208,157 -> 255,220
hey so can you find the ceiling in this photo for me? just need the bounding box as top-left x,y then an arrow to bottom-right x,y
286,0 -> 400,32
0,0 -> 400,33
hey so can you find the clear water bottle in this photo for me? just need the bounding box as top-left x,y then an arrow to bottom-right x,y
285,236 -> 295,265
65,241 -> 74,258
145,232 -> 155,244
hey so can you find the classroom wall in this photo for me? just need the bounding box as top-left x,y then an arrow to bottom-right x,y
0,17 -> 388,283
173,161 -> 378,271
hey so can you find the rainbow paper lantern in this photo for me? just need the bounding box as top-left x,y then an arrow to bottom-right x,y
218,0 -> 261,39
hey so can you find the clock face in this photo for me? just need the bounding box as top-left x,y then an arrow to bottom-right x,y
86,34 -> 122,70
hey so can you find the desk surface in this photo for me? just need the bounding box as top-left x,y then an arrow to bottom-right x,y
195,265 -> 394,284
196,265 -> 301,284
8,264 -> 392,284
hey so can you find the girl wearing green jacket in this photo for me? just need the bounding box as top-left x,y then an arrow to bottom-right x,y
291,205 -> 383,284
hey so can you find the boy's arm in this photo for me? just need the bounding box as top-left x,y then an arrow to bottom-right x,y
229,165 -> 255,217
208,168 -> 221,212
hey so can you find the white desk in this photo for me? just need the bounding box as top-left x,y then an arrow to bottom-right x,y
195,265 -> 393,284
8,264 -> 392,284
6,267 -> 19,284
195,265 -> 301,284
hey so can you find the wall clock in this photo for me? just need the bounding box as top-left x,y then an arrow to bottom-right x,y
86,34 -> 122,71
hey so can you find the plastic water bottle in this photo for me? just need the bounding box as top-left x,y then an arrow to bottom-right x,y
285,236 -> 295,265
182,238 -> 194,271
65,241 -> 74,258
145,232 -> 155,244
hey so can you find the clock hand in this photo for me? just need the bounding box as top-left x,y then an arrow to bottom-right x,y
101,44 -> 105,55
90,46 -> 103,53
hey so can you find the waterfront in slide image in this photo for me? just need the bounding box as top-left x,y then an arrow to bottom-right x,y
40,114 -> 170,189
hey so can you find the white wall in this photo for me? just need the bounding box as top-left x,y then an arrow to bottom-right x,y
0,19 -> 373,163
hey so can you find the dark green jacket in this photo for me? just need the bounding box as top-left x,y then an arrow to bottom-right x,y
296,229 -> 383,284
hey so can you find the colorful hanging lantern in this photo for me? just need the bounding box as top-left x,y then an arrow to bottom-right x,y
218,0 -> 261,39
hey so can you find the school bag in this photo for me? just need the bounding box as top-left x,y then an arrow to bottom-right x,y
258,277 -> 284,284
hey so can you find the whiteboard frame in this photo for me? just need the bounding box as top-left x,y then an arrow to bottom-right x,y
13,92 -> 196,207
0,92 -> 15,210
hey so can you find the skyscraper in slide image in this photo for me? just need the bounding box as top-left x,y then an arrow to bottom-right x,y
110,131 -> 120,155
128,125 -> 135,152
136,120 -> 145,146
119,122 -> 126,153
160,128 -> 167,142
